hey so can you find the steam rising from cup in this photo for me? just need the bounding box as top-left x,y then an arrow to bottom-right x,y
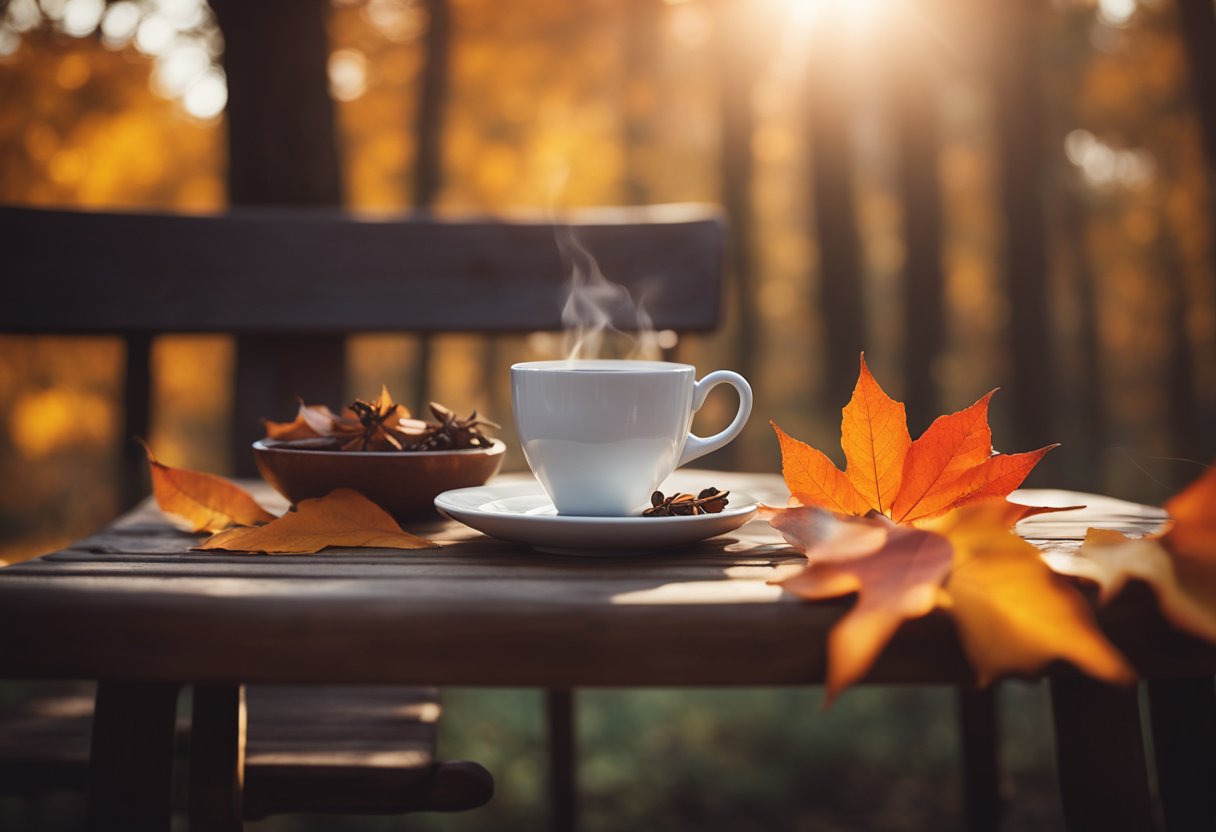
555,226 -> 669,362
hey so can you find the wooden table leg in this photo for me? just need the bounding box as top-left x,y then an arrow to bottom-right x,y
959,686 -> 1003,832
88,681 -> 181,832
1147,677 -> 1216,831
189,684 -> 246,832
1050,677 -> 1154,832
546,688 -> 577,832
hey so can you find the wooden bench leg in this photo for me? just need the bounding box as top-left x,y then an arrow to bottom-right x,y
1049,677 -> 1153,832
1147,677 -> 1216,831
189,684 -> 246,832
88,681 -> 181,832
546,688 -> 577,832
959,687 -> 1003,832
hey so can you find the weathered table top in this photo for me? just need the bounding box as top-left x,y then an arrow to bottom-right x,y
2,472 -> 1212,687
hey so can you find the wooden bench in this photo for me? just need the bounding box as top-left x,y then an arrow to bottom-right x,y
0,685 -> 493,818
0,202 -> 726,830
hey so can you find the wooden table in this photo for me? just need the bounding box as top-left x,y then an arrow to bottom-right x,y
2,472 -> 1214,830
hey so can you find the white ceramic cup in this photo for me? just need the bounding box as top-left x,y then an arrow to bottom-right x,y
511,359 -> 753,516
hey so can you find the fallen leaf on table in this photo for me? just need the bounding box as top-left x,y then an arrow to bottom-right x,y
927,504 -> 1134,687
197,488 -> 438,553
771,501 -> 1132,700
1052,462 -> 1216,645
768,506 -> 889,560
771,508 -> 952,701
773,354 -> 1056,525
140,439 -> 274,532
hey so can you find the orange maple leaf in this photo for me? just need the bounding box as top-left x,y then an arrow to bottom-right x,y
773,355 -> 1056,525
140,440 -> 275,532
197,488 -> 437,553
1052,461 -> 1216,645
771,500 -> 1133,700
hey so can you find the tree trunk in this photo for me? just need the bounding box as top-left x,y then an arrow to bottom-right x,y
1175,0 -> 1216,181
716,0 -> 763,467
989,0 -> 1054,454
889,30 -> 946,432
623,0 -> 661,206
1173,0 -> 1216,464
208,0 -> 347,475
806,8 -> 867,409
413,0 -> 453,411
210,0 -> 343,207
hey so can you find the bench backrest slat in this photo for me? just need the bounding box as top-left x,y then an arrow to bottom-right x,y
2,205 -> 725,335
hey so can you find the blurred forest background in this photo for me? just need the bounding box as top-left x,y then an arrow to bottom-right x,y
0,0 -> 1213,829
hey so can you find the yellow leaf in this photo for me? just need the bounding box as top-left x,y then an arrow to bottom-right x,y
1048,461 -> 1216,646
197,488 -> 437,554
142,440 -> 274,533
1060,529 -> 1216,645
932,505 -> 1134,687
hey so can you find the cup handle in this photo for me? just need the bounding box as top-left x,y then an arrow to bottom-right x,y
676,370 -> 753,468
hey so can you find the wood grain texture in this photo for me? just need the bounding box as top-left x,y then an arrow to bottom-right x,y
0,204 -> 724,335
1,475 -> 1209,687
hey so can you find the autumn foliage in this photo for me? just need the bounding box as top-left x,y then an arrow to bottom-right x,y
140,439 -> 273,532
139,441 -> 435,553
769,356 -> 1133,701
772,355 -> 1055,524
770,500 -> 1134,701
199,488 -> 437,554
1053,464 -> 1216,645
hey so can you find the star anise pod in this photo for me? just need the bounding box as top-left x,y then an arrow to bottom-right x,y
263,387 -> 500,453
643,487 -> 730,517
409,402 -> 500,451
330,385 -> 411,451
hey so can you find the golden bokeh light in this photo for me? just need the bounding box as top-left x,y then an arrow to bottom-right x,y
9,387 -> 116,460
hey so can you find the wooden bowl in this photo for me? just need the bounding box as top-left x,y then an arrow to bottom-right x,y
253,439 -> 506,520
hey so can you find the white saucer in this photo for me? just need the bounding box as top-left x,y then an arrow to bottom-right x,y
434,478 -> 759,556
